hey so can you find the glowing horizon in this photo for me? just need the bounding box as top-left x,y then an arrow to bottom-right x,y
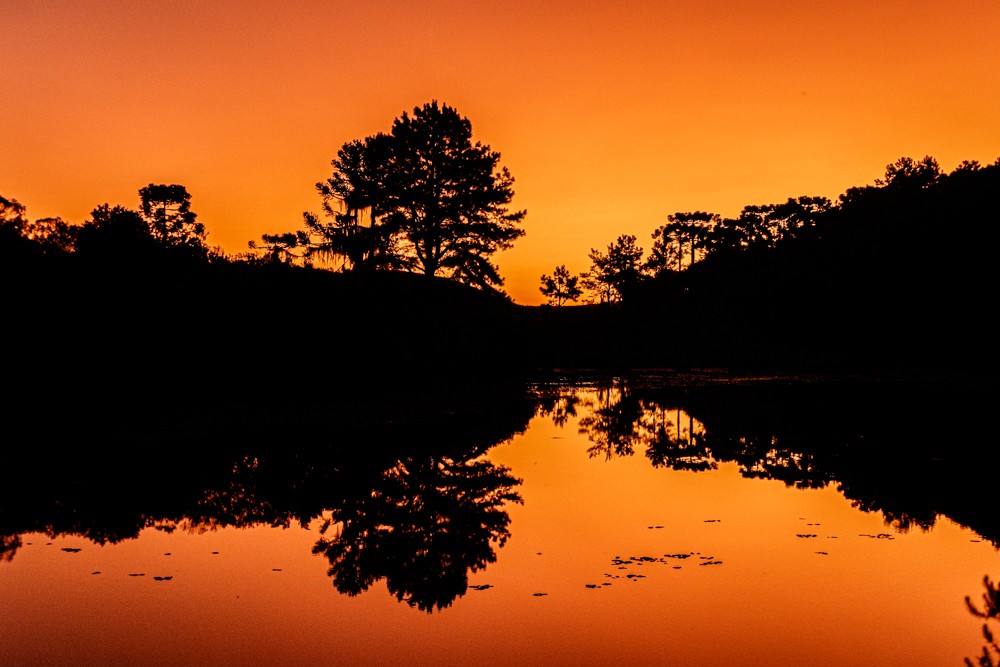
3,1 -> 999,304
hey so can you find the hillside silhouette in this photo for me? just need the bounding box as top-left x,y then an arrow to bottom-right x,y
3,154 -> 996,424
526,156 -> 997,375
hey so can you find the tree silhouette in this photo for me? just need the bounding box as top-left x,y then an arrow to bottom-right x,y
0,194 -> 33,257
263,101 -> 526,290
647,211 -> 717,274
0,194 -> 27,231
74,203 -> 155,257
539,264 -> 582,306
21,216 -> 75,254
139,183 -> 206,250
582,234 -> 644,302
700,197 -> 831,259
253,133 -> 405,270
875,155 -> 941,190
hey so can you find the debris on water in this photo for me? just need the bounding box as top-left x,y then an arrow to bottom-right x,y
272,568 -> 282,572
128,573 -> 145,577
61,548 -> 81,553
532,593 -> 548,597
699,560 -> 723,566
470,584 -> 493,591
815,552 -> 829,556
663,553 -> 691,559
859,533 -> 895,540
704,519 -> 721,523
91,571 -> 101,575
164,553 -> 172,556
152,576 -> 173,581
585,584 -> 599,588
211,551 -> 220,554
626,574 -> 646,579
796,534 -> 818,538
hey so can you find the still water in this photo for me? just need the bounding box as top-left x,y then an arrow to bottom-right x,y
2,373 -> 996,666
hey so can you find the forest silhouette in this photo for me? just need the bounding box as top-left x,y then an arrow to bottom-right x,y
3,101 -> 997,663
3,103 -> 997,448
4,145 -> 996,387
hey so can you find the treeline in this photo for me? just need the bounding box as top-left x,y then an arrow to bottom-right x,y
529,155 -> 998,375
540,155 -> 1000,305
3,114 -> 996,379
1,174 -> 525,447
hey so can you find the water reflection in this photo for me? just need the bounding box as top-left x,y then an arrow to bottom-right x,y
966,575 -> 1000,667
536,373 -> 998,546
0,385 -> 534,611
559,382 -> 714,471
1,372 -> 996,619
313,452 -> 521,612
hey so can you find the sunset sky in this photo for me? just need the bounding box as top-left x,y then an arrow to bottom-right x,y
3,1 -> 999,304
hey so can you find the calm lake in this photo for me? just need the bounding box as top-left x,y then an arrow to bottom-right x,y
2,372 -> 996,666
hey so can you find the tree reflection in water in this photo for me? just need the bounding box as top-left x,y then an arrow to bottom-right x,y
540,374 -> 998,547
312,453 -> 522,612
966,575 -> 1000,667
569,381 -> 715,472
0,383 -> 534,611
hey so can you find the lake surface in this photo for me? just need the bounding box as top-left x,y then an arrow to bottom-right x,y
2,372 -> 997,666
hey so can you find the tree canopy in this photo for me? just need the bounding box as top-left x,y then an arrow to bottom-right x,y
139,183 -> 206,250
258,101 -> 526,290
539,265 -> 582,306
582,234 -> 644,303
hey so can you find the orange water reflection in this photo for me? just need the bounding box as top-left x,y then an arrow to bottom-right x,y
1,383 -> 997,666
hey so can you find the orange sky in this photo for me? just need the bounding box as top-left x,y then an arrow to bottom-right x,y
3,1 -> 999,304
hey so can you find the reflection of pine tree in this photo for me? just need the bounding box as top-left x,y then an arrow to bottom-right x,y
535,386 -> 580,428
573,384 -> 715,471
578,386 -> 644,459
313,454 -> 522,612
966,576 -> 1000,667
642,405 -> 715,472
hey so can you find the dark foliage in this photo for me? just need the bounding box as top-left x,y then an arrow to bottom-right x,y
255,101 -> 526,290
522,155 -> 998,376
